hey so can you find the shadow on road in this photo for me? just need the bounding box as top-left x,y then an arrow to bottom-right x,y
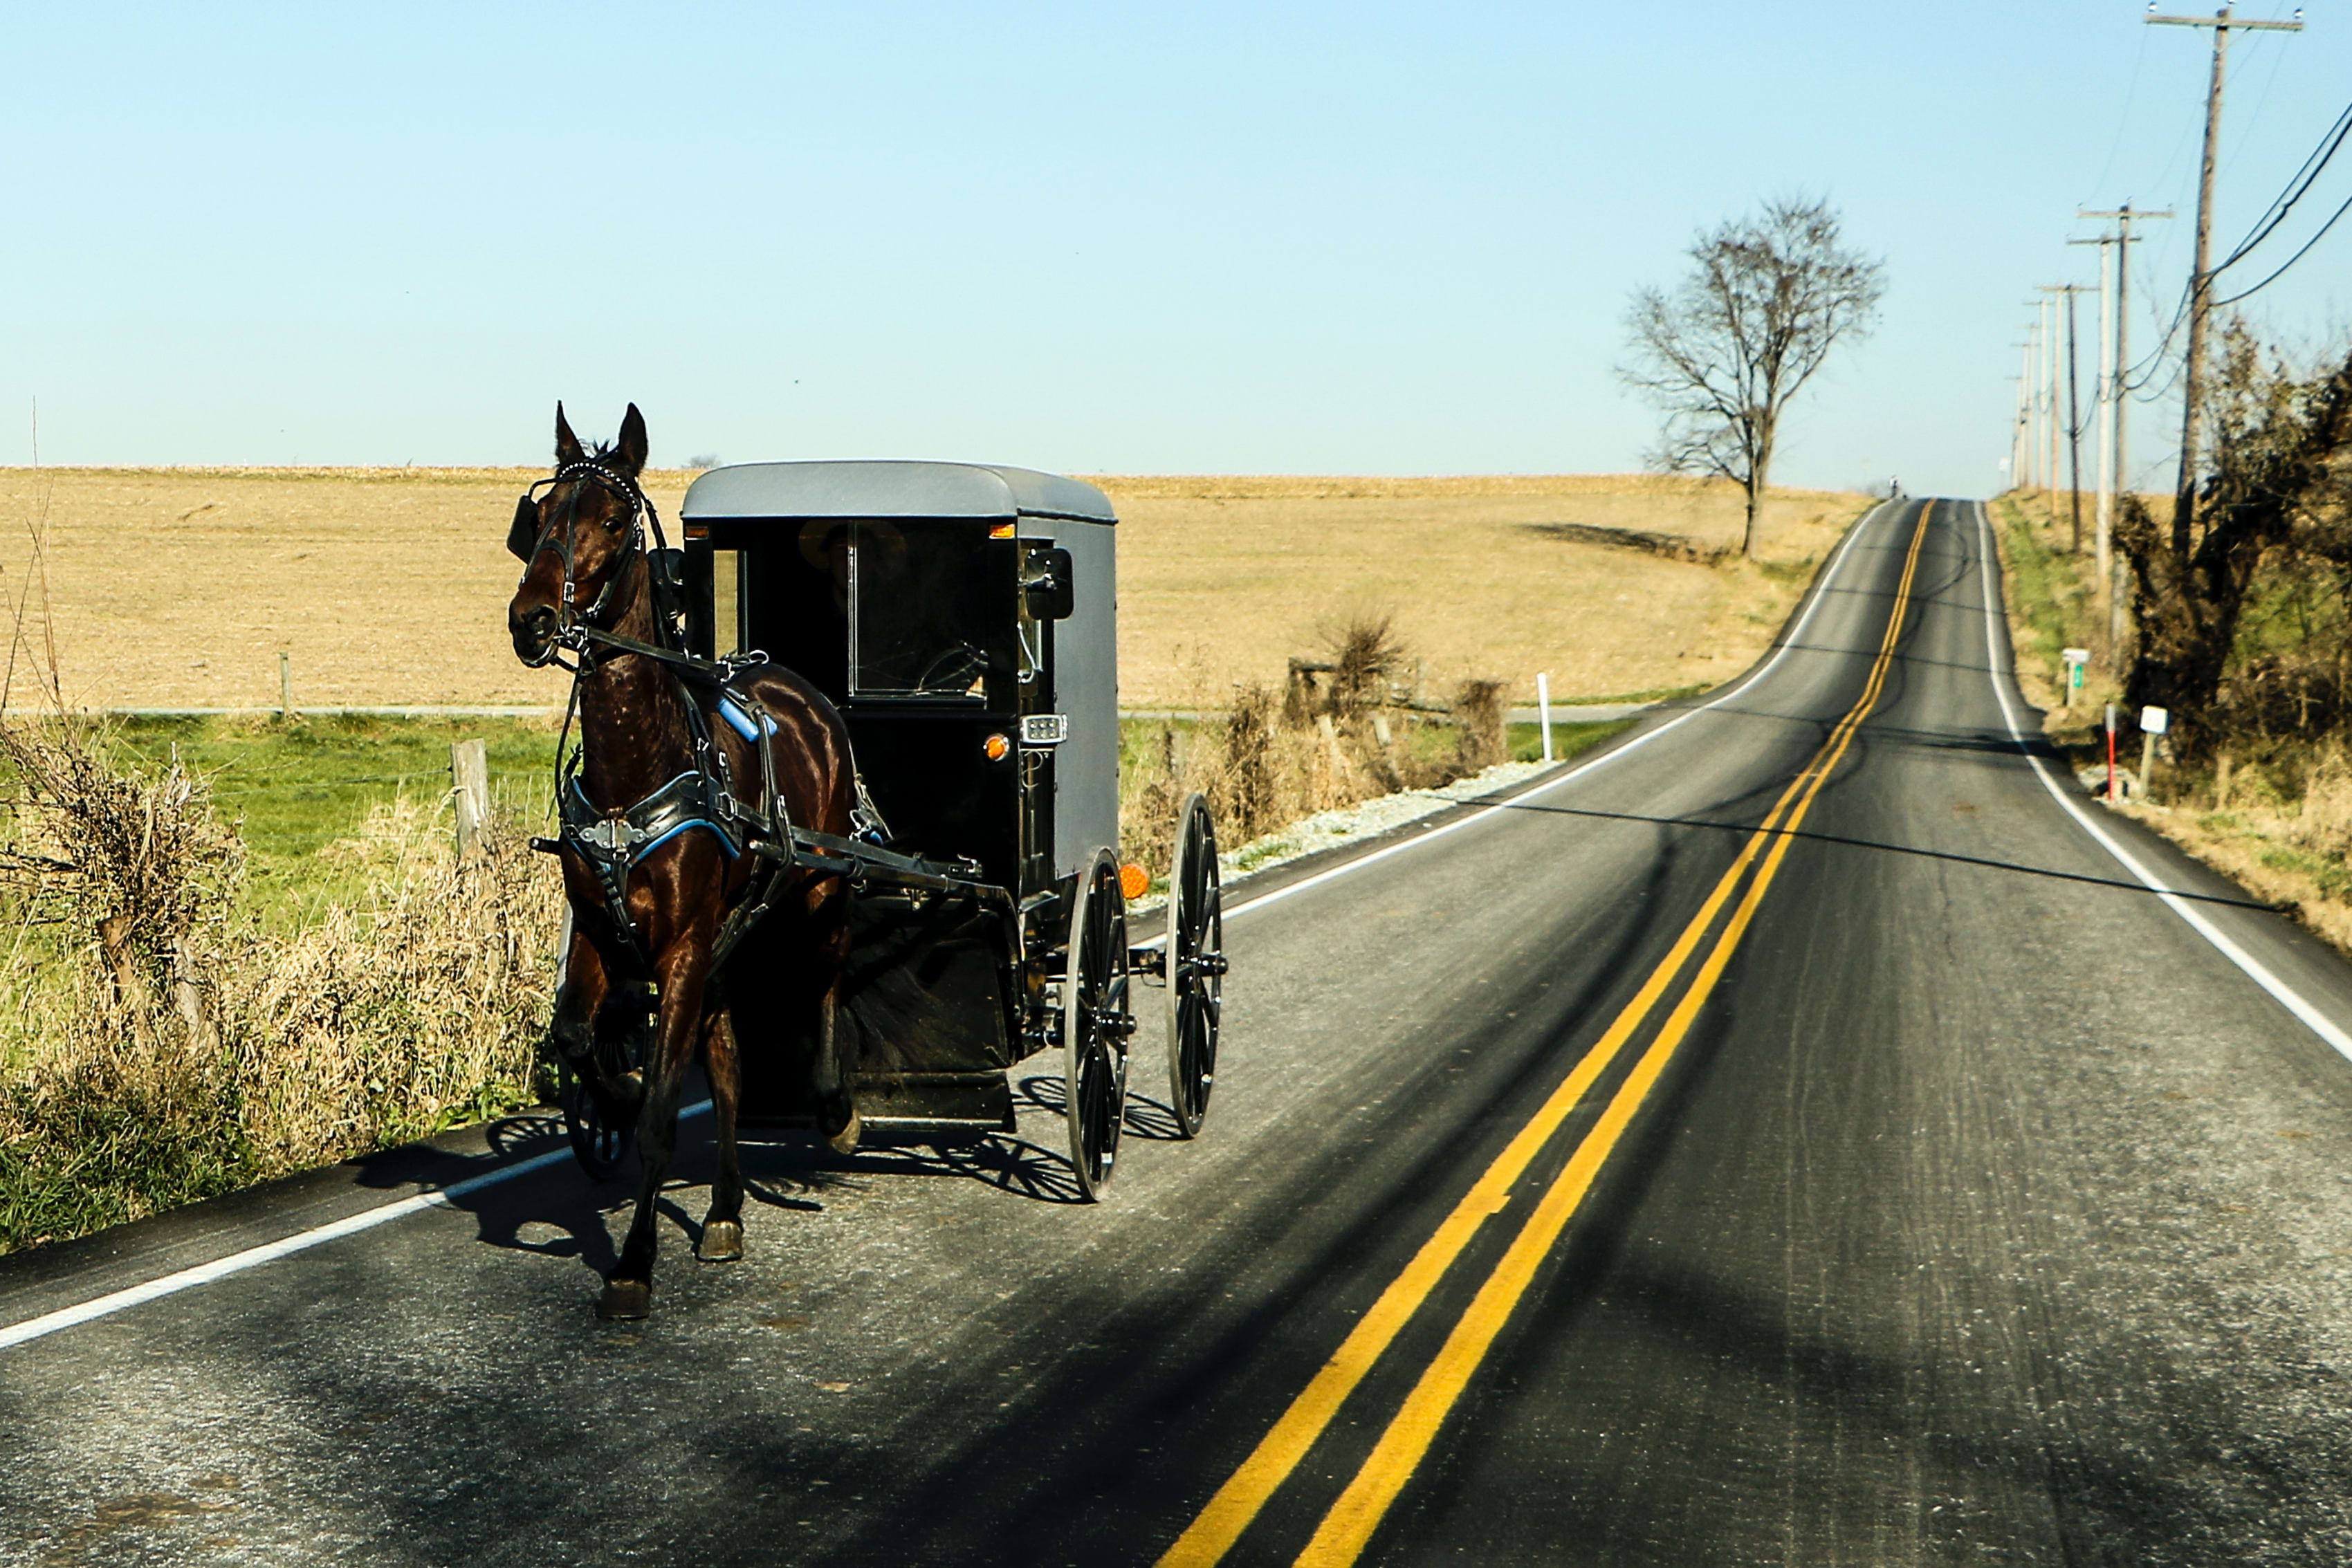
1491,796 -> 2279,911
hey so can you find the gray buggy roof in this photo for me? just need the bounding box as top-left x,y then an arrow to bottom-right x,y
681,461 -> 1115,525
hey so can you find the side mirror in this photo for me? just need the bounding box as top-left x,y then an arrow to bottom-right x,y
1025,546 -> 1076,621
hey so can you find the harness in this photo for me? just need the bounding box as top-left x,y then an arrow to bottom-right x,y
516,459 -> 885,978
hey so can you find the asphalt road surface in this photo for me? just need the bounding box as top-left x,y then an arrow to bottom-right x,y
10,498 -> 2352,1566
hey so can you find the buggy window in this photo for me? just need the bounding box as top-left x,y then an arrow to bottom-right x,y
847,520 -> 1013,699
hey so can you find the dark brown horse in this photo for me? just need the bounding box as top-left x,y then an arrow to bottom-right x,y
508,403 -> 857,1320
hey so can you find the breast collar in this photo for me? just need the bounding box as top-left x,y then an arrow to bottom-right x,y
557,675 -> 784,972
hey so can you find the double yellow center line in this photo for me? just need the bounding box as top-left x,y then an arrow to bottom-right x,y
1158,501 -> 1936,1568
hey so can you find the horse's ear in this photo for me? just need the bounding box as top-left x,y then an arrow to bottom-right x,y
506,493 -> 540,561
612,403 -> 649,477
555,402 -> 585,465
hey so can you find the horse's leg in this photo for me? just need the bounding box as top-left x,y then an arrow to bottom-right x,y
809,883 -> 859,1156
551,914 -> 614,1096
816,975 -> 861,1155
598,939 -> 709,1321
697,1000 -> 746,1263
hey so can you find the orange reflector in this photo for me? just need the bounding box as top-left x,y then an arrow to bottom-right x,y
683,523 -> 708,539
1120,863 -> 1149,901
989,522 -> 1016,539
984,733 -> 1011,762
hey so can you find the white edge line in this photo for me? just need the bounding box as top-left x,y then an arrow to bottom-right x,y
1150,497 -> 1904,941
0,1100 -> 715,1352
4,501 -> 1905,1349
1969,499 -> 2352,1062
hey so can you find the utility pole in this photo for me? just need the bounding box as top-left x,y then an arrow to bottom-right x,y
2044,294 -> 2061,492
2148,5 -> 2302,557
2019,308 -> 2046,490
2069,234 -> 2118,616
2040,282 -> 2088,553
2078,206 -> 2170,647
2077,205 -> 2171,503
2012,349 -> 2032,490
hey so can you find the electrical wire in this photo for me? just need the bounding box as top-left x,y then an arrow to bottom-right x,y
2213,185 -> 2352,305
2102,94 -> 2352,392
2214,95 -> 2352,274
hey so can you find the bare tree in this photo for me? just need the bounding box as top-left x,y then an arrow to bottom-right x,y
1622,197 -> 1886,559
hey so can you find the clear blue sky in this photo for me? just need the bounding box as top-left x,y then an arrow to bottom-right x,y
4,3 -> 2348,497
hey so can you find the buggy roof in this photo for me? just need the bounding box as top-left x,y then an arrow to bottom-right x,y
681,461 -> 1115,526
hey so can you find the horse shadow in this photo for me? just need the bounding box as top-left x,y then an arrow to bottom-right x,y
403,1068 -> 1116,1289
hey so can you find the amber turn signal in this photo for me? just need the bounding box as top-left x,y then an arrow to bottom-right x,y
1120,863 -> 1149,901
989,522 -> 1016,539
984,733 -> 1011,762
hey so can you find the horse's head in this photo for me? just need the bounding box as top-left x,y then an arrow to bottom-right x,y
507,402 -> 652,666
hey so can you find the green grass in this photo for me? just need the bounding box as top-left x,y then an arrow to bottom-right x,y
2262,843 -> 2352,902
104,714 -> 561,924
1993,497 -> 2100,700
1508,719 -> 1635,764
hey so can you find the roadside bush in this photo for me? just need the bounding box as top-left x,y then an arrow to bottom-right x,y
0,718 -> 561,1254
1119,617 -> 1517,880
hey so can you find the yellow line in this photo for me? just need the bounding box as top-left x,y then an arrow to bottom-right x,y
1290,503 -> 1936,1567
1152,504 -> 1933,1568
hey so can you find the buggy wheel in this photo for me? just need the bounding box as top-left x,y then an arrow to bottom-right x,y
560,1058 -> 635,1182
553,920 -> 650,1182
1063,849 -> 1134,1201
1164,793 -> 1226,1139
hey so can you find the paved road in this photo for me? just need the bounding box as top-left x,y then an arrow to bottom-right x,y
10,498 -> 2352,1566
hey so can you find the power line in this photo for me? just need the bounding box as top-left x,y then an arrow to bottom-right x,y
2108,90 -> 2352,383
2215,95 -> 2352,273
2213,185 -> 2352,304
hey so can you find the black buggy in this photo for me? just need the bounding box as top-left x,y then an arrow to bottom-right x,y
594,461 -> 1229,1197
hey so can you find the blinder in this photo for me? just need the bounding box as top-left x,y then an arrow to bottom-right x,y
507,493 -> 540,561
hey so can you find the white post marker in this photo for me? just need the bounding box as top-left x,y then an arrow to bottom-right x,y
2140,705 -> 2169,801
1536,672 -> 1554,764
2061,647 -> 2091,710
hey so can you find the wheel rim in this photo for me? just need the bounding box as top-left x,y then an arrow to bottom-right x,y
561,1059 -> 632,1181
559,972 -> 649,1183
1065,853 -> 1130,1198
1167,797 -> 1223,1137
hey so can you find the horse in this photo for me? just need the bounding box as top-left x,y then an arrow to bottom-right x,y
507,402 -> 858,1321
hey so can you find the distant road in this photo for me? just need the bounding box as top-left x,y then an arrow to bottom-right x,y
9,498 -> 2352,1565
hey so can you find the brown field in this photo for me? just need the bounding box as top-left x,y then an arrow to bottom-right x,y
0,468 -> 1868,712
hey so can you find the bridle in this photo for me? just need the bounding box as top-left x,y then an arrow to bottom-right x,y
513,459 -> 670,670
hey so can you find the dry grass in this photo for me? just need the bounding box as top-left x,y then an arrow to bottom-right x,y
1096,473 -> 1868,707
0,466 -> 694,712
0,467 -> 1868,712
1121,620 -> 1554,877
2115,776 -> 2352,957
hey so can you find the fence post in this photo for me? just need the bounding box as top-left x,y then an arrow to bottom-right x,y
279,652 -> 293,720
1536,672 -> 1554,763
451,738 -> 490,860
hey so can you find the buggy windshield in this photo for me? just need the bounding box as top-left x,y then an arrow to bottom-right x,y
845,519 -> 1013,699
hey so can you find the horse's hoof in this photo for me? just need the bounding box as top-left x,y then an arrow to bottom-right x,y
825,1107 -> 863,1156
596,1278 -> 652,1320
697,1219 -> 744,1263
